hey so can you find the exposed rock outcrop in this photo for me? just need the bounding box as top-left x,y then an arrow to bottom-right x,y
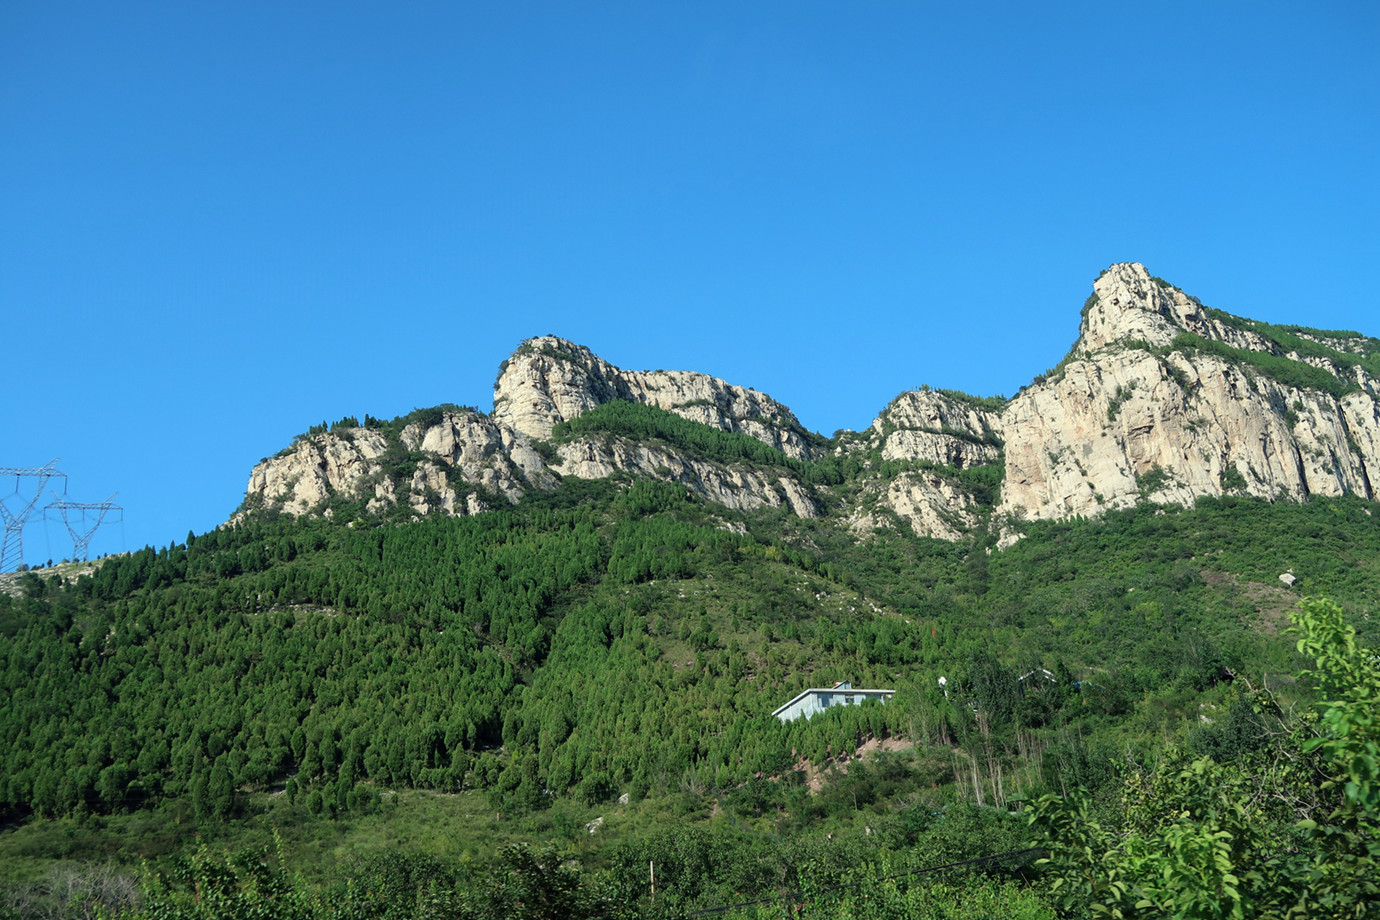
244,410 -> 554,519
998,263 -> 1378,522
849,471 -> 982,541
239,263 -> 1380,542
493,336 -> 814,459
248,429 -> 393,518
242,377 -> 821,522
398,411 -> 557,501
872,390 -> 1002,469
554,437 -> 818,518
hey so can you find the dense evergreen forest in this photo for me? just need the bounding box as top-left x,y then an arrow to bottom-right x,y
2,408 -> 1379,917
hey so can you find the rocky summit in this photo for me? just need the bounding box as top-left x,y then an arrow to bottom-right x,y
240,263 -> 1380,541
1000,263 -> 1379,524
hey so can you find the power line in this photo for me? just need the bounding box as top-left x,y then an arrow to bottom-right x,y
45,494 -> 123,562
0,459 -> 67,572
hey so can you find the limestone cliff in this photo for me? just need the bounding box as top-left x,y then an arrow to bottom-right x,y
872,390 -> 1003,469
833,389 -> 1002,538
998,263 -> 1378,522
554,437 -> 818,518
247,428 -> 392,518
493,336 -> 814,460
847,471 -> 984,542
243,409 -> 554,520
239,263 -> 1380,542
242,341 -> 823,522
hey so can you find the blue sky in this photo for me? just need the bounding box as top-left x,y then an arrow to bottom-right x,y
2,1 -> 1377,564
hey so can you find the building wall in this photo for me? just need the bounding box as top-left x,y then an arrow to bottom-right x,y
773,689 -> 893,723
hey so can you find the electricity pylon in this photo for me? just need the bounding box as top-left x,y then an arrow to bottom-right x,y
0,460 -> 67,572
45,494 -> 122,563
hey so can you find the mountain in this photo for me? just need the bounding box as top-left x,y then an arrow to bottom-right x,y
5,263 -> 1380,918
1000,262 -> 1379,523
240,263 -> 1380,538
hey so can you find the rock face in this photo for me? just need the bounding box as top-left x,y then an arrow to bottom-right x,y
239,263 -> 1380,541
244,410 -> 552,520
397,412 -> 556,502
829,390 -> 1002,538
493,336 -> 814,460
998,263 -> 1378,522
555,438 -> 818,518
247,429 -> 392,518
243,342 -> 824,522
873,390 -> 1002,468
848,471 -> 983,542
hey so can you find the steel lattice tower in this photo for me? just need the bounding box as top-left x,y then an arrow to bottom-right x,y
45,494 -> 122,563
0,460 -> 67,572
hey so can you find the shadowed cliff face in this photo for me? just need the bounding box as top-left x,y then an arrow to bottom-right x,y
239,263 -> 1380,541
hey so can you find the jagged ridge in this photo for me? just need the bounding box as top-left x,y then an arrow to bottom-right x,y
239,263 -> 1380,541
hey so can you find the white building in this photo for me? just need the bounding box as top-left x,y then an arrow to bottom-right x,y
771,681 -> 895,723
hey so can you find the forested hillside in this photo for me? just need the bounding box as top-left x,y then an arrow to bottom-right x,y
3,443 -> 1380,916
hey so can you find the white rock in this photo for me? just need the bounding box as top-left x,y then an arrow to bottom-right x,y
554,438 -> 819,518
997,263 -> 1377,522
237,269 -> 1380,540
493,336 -> 815,459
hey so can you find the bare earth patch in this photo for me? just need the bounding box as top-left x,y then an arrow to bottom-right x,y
0,558 -> 113,597
788,734 -> 916,792
1201,569 -> 1298,636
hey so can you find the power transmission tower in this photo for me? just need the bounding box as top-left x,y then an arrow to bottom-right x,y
0,460 -> 67,572
45,494 -> 122,563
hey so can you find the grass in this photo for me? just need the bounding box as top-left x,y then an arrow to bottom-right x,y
0,785 -> 680,886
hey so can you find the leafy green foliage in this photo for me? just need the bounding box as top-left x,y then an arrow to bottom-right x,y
8,442 -> 1380,919
902,384 -> 1008,414
1204,310 -> 1380,383
123,839 -> 618,920
552,399 -> 844,485
5,492 -> 1378,838
1106,383 -> 1135,422
951,462 -> 1004,508
1294,598 -> 1380,816
128,834 -> 317,920
1135,465 -> 1172,500
1219,465 -> 1247,493
1030,598 -> 1380,918
1170,332 -> 1358,398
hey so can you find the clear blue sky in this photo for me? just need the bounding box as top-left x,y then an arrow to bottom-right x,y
3,1 -> 1377,564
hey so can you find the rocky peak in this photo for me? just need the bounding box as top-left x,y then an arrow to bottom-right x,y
237,266 -> 1380,545
1079,262 -> 1205,351
870,389 -> 1002,469
999,264 -> 1380,524
241,409 -> 556,522
246,428 -> 392,518
1080,262 -> 1287,355
490,337 -> 623,440
492,335 -> 815,459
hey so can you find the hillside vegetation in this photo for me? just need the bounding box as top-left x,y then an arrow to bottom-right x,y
3,456 -> 1379,916
6,259 -> 1380,916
